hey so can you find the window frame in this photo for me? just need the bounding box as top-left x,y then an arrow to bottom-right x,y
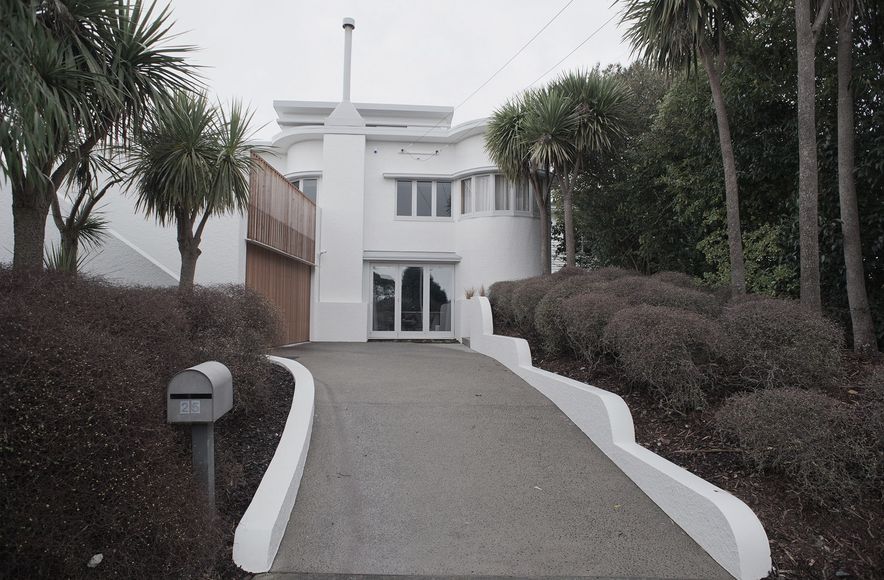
394,179 -> 454,221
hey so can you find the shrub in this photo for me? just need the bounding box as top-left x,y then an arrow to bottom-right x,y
716,388 -> 882,507
534,275 -> 597,355
488,279 -> 519,327
651,270 -> 702,289
510,276 -> 557,335
560,291 -> 625,367
178,285 -> 280,416
0,268 -> 279,578
602,275 -> 720,317
721,297 -> 843,389
583,266 -> 640,282
603,305 -> 726,411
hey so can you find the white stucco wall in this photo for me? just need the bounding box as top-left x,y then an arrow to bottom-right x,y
0,179 -> 245,286
311,133 -> 369,342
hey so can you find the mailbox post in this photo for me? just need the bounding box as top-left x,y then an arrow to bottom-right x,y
167,361 -> 233,511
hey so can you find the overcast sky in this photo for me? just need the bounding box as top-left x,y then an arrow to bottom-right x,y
162,0 -> 635,140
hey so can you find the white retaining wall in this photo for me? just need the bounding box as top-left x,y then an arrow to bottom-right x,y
462,296 -> 771,580
232,355 -> 316,572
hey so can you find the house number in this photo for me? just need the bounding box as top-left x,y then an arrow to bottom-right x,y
179,400 -> 201,414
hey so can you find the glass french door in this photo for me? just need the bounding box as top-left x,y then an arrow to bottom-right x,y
370,264 -> 454,338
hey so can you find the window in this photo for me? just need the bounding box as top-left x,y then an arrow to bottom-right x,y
290,178 -> 318,202
416,181 -> 432,216
494,175 -> 510,211
514,179 -> 531,212
396,180 -> 452,219
436,182 -> 451,217
461,178 -> 472,215
396,181 -> 413,216
474,175 -> 492,212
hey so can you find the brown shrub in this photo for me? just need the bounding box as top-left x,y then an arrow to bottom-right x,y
560,291 -> 625,367
488,279 -> 519,327
721,297 -> 843,389
0,268 -> 279,579
716,388 -> 882,507
602,276 -> 720,317
581,266 -> 640,282
534,275 -> 599,355
179,285 -> 280,416
603,305 -> 726,411
510,276 -> 557,335
651,270 -> 702,289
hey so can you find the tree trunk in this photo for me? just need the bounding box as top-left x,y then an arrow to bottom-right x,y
562,183 -> 576,268
176,209 -> 201,290
11,184 -> 50,271
178,241 -> 201,290
701,48 -> 746,295
837,4 -> 878,354
60,229 -> 80,273
538,203 -> 552,274
795,0 -> 824,311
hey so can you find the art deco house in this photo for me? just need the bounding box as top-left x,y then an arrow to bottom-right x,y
0,18 -> 543,343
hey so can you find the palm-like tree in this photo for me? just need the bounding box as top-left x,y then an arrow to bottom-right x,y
485,92 -> 554,274
127,93 -> 256,289
622,0 -> 750,294
526,71 -> 631,267
0,0 -> 196,271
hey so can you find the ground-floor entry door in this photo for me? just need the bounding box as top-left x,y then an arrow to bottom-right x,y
369,263 -> 455,339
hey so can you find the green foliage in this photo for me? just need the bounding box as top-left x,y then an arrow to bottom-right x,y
0,0 -> 197,190
622,0 -> 751,72
572,2 -> 884,344
128,93 -> 255,225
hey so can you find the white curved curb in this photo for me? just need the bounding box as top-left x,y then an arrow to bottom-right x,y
465,297 -> 771,580
232,355 -> 315,573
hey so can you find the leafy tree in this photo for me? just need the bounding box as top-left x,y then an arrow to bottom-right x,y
127,93 -> 255,289
573,3 -> 884,345
794,0 -> 835,311
0,0 -> 196,271
622,0 -> 752,294
834,0 -> 878,353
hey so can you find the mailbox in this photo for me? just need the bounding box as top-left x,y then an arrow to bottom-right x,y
167,361 -> 233,424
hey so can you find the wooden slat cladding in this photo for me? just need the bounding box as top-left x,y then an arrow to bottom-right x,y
246,244 -> 311,344
247,154 -> 316,263
245,154 -> 315,344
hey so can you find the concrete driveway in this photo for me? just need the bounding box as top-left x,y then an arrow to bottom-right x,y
264,342 -> 729,579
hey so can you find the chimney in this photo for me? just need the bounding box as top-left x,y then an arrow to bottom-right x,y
325,16 -> 364,127
342,18 -> 355,102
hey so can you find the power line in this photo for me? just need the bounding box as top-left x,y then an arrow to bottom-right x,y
403,0 -> 576,151
526,12 -> 619,88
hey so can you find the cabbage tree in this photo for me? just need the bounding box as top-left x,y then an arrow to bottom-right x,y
0,0 -> 196,271
127,93 -> 256,289
485,92 -> 553,274
622,0 -> 750,294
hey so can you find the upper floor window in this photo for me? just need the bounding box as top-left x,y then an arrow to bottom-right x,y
396,180 -> 451,219
290,177 -> 318,202
460,174 -> 535,216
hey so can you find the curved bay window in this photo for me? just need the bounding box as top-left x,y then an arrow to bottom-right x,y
460,173 -> 535,216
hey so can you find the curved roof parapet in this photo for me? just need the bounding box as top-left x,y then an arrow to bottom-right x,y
269,113 -> 487,149
274,100 -> 455,129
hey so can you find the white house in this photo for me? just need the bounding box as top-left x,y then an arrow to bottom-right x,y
0,17 -> 543,343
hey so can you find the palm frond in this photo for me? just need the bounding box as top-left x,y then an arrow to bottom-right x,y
620,0 -> 750,72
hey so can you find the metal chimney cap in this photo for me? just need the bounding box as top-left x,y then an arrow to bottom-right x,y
342,17 -> 355,29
